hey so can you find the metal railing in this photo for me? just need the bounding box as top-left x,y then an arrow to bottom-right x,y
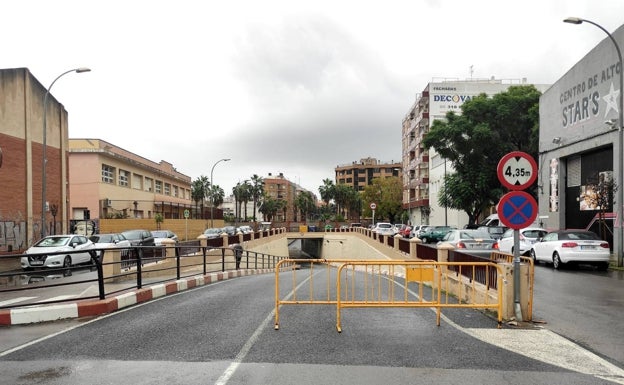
0,245 -> 289,310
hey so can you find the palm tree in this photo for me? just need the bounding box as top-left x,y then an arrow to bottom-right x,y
191,176 -> 210,219
295,190 -> 315,221
259,194 -> 279,222
240,181 -> 252,221
250,174 -> 264,222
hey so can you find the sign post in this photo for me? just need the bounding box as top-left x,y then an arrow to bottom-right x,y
497,151 -> 537,322
184,209 -> 190,241
370,203 -> 377,227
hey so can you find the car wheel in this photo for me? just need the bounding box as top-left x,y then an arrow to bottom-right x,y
552,252 -> 563,270
530,249 -> 538,264
422,237 -> 428,243
63,255 -> 72,268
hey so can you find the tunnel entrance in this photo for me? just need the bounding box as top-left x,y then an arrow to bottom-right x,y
287,238 -> 323,259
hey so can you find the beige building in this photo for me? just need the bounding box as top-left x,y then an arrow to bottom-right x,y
68,139 -> 193,229
335,157 -> 402,191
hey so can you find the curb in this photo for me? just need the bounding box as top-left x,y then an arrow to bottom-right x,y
0,268 -> 273,326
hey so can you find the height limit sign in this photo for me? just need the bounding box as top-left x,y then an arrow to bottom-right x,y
497,151 -> 537,190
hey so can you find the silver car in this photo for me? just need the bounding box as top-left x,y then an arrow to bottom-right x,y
21,235 -> 95,270
439,229 -> 499,258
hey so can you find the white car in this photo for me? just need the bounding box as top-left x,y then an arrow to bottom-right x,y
498,227 -> 548,256
373,222 -> 395,236
530,230 -> 610,270
21,235 -> 95,270
89,233 -> 132,258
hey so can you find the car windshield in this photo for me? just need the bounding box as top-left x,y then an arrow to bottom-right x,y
152,231 -> 168,238
121,230 -> 143,240
378,224 -> 392,229
205,228 -> 220,234
36,236 -> 70,247
90,234 -> 113,243
562,231 -> 600,240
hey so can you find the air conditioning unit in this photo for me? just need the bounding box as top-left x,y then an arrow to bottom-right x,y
104,198 -> 112,207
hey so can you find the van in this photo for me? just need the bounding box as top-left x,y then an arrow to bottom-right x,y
478,214 -> 500,227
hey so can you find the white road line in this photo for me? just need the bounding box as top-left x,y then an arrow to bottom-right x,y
214,270 -> 319,385
37,295 -> 77,303
0,297 -> 37,307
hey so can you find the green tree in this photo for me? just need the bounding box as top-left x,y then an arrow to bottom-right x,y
361,177 -> 403,223
259,194 -> 279,222
232,182 -> 250,221
295,190 -> 316,221
208,184 -> 225,209
249,174 -> 264,222
191,176 -> 210,219
422,85 -> 541,225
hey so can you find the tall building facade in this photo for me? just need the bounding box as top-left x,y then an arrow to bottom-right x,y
335,157 -> 402,191
0,68 -> 70,250
538,23 -> 624,257
402,78 -> 550,228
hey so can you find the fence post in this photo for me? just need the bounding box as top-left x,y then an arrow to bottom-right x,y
409,237 -> 421,259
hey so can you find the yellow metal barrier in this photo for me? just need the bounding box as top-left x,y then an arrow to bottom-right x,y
274,259 -> 504,332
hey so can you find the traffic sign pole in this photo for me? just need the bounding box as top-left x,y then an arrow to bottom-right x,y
497,151 -> 538,323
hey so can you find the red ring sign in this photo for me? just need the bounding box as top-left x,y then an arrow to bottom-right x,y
497,151 -> 537,190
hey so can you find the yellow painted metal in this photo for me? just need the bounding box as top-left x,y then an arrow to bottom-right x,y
406,266 -> 434,282
274,259 -> 505,332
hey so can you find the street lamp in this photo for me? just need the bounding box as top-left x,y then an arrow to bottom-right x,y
210,158 -> 231,228
564,17 -> 623,267
41,67 -> 91,238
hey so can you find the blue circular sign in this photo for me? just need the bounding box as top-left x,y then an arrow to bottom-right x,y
498,191 -> 538,230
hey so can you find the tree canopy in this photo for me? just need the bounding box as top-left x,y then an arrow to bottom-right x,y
422,85 -> 541,224
361,177 -> 403,223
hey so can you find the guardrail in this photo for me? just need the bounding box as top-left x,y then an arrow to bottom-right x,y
274,259 -> 503,332
0,245 -> 289,310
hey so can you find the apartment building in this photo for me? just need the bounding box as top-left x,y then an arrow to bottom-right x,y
402,78 -> 550,228
335,157 -> 402,191
68,139 -> 193,228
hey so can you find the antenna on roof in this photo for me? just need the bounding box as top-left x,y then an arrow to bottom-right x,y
469,65 -> 474,79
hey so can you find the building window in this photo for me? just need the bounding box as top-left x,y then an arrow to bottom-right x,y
155,180 -> 162,194
132,173 -> 143,190
173,185 -> 179,197
119,169 -> 129,187
164,183 -> 171,196
102,164 -> 114,184
145,177 -> 153,192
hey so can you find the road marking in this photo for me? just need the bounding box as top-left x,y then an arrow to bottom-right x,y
37,295 -> 78,303
0,297 -> 37,307
215,270 -> 319,385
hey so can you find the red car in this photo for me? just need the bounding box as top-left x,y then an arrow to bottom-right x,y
397,224 -> 411,238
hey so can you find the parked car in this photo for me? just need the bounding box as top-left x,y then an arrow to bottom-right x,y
418,226 -> 455,243
237,225 -> 253,234
477,225 -> 508,240
222,226 -> 237,236
121,229 -> 156,258
21,235 -> 95,270
410,225 -> 425,238
530,229 -> 610,270
438,229 -> 499,257
151,230 -> 178,246
89,233 -> 131,258
204,228 -> 224,239
498,227 -> 548,256
373,222 -> 395,236
396,224 -> 411,238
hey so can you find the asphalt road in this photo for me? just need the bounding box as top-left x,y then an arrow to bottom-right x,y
531,262 -> 624,366
1,267 -> 623,385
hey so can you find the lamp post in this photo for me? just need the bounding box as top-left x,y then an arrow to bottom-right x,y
210,158 -> 231,228
41,67 -> 91,238
564,17 -> 623,267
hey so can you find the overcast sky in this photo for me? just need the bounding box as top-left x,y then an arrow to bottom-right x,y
3,0 -> 624,196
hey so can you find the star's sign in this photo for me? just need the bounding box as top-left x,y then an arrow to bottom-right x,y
603,82 -> 621,117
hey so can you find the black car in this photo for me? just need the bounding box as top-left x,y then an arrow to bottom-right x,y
121,229 -> 156,258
